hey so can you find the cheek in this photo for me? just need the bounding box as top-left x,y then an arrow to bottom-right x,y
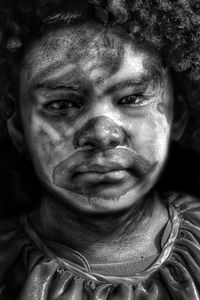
134,82 -> 173,161
25,114 -> 77,180
149,110 -> 171,162
152,82 -> 173,160
125,108 -> 171,163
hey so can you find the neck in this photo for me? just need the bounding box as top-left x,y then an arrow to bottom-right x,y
30,191 -> 169,264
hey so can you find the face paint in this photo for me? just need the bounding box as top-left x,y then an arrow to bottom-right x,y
19,24 -> 174,213
53,146 -> 157,195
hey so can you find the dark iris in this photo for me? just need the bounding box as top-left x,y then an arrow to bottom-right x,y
47,100 -> 79,110
119,95 -> 140,105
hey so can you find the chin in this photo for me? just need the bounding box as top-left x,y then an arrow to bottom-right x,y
50,184 -> 146,214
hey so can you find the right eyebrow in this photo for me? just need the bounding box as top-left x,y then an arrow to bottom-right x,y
29,60 -> 78,91
31,82 -> 79,93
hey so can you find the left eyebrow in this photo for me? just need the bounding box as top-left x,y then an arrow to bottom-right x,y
105,70 -> 161,95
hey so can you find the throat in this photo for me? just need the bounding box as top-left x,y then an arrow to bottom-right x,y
30,192 -> 169,265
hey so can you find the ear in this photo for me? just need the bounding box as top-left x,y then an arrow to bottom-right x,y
7,111 -> 27,154
171,94 -> 189,141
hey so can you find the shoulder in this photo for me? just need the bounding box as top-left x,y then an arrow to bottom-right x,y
156,194 -> 200,298
168,193 -> 200,265
0,216 -> 29,285
0,216 -> 27,247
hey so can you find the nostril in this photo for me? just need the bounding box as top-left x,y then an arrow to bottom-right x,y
80,140 -> 93,148
74,117 -> 126,150
109,141 -> 119,148
77,134 -> 91,148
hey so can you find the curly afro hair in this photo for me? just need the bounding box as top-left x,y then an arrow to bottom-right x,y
2,0 -> 200,76
1,0 -> 200,216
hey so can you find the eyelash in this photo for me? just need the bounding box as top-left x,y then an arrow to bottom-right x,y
44,99 -> 80,110
118,94 -> 151,106
44,94 -> 151,113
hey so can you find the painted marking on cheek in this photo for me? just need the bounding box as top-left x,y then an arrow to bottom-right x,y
45,125 -> 62,143
62,126 -> 76,138
31,117 -> 66,167
32,116 -> 62,143
38,129 -> 59,165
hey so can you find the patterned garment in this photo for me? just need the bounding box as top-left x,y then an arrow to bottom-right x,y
0,194 -> 200,299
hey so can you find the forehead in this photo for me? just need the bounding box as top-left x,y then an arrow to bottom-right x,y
21,24 -> 163,87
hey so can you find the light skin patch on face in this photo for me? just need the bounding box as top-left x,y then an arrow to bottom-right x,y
145,74 -> 172,164
82,33 -> 124,84
137,54 -> 173,163
141,53 -> 173,125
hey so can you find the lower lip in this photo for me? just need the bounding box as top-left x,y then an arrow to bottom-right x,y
74,170 -> 132,183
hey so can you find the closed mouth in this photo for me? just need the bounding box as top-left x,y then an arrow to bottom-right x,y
53,147 -> 156,192
73,163 -> 127,175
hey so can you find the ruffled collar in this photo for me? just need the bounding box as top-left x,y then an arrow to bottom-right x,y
1,193 -> 200,299
21,202 -> 179,286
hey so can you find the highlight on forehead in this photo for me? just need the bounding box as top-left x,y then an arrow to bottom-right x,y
23,18 -> 125,83
42,12 -> 125,74
79,32 -> 126,85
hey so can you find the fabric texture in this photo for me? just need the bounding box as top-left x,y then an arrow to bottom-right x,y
0,193 -> 200,299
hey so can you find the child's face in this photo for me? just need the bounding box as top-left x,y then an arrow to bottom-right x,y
17,24 -> 173,213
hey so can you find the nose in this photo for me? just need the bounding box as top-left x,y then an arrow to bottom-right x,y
74,116 -> 126,150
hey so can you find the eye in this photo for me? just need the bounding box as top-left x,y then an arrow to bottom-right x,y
118,95 -> 150,106
45,100 -> 80,111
